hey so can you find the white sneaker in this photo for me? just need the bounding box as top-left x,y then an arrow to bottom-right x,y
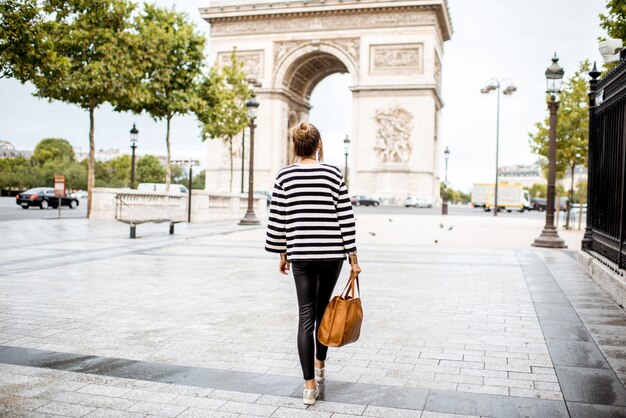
303,382 -> 319,405
314,367 -> 325,383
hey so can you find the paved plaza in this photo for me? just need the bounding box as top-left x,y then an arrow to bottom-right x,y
1,214 -> 626,417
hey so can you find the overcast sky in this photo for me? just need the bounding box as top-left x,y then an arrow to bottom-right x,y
0,0 -> 607,192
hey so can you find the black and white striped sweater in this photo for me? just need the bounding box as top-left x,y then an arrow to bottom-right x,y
264,162 -> 357,261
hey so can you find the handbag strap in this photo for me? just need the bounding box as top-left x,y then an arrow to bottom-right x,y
341,271 -> 360,300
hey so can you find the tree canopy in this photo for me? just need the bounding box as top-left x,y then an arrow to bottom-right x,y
196,51 -> 252,192
117,3 -> 206,191
600,0 -> 626,42
32,138 -> 75,166
0,0 -> 43,80
0,0 -> 142,216
136,155 -> 166,184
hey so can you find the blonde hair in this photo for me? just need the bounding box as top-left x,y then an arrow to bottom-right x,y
290,121 -> 324,163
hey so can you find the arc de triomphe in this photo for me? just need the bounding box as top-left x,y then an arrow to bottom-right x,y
200,0 -> 452,202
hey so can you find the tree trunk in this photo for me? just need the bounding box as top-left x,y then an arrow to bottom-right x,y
87,99 -> 96,218
165,114 -> 172,192
229,135 -> 233,193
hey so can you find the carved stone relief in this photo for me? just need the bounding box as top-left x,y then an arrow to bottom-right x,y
370,44 -> 423,74
274,40 -> 309,64
274,38 -> 359,65
331,38 -> 360,63
211,11 -> 436,36
218,50 -> 264,79
434,53 -> 442,85
374,107 -> 413,164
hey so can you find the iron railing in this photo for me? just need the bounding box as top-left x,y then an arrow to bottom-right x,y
583,57 -> 626,268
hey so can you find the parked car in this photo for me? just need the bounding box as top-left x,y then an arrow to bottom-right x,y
69,190 -> 88,199
405,196 -> 433,208
530,197 -> 568,211
16,187 -> 79,210
350,195 -> 380,207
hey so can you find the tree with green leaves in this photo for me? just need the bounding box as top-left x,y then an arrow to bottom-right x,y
32,138 -> 75,166
528,60 -> 590,227
137,155 -> 166,184
600,0 -> 626,42
0,0 -> 43,80
117,4 -> 205,192
95,155 -> 131,188
196,51 -> 252,192
599,1 -> 626,71
170,164 -> 186,184
1,0 -> 141,216
528,183 -> 547,198
192,169 -> 205,189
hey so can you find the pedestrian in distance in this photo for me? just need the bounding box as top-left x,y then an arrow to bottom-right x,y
265,121 -> 361,405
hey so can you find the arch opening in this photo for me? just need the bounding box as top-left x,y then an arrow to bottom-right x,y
309,73 -> 352,170
283,51 -> 349,100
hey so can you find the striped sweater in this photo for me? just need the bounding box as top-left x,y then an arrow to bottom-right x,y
264,163 -> 357,261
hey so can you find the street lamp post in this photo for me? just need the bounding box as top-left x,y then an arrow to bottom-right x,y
442,146 -> 450,215
130,123 -> 138,189
481,78 -> 517,216
533,53 -> 567,249
343,135 -> 351,188
239,89 -> 261,226
240,129 -> 245,194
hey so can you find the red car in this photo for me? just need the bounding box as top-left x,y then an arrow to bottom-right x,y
16,187 -> 79,210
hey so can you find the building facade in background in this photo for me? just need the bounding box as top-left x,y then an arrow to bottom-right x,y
499,162 -> 588,192
0,141 -> 32,159
200,0 -> 452,202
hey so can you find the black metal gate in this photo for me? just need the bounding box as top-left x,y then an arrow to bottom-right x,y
583,59 -> 626,268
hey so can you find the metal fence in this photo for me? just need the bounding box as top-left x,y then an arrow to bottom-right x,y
583,58 -> 626,268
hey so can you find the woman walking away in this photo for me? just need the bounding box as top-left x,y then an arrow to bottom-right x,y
265,121 -> 361,405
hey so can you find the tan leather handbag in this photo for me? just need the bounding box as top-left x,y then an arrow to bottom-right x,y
318,271 -> 363,347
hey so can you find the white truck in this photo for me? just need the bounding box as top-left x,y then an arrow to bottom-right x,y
472,183 -> 531,212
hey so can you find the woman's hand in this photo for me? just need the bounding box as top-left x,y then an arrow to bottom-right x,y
351,262 -> 361,274
279,259 -> 291,275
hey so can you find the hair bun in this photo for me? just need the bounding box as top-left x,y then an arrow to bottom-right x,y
295,122 -> 311,138
290,121 -> 322,160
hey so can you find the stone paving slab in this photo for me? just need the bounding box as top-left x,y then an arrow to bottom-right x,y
0,217 -> 624,417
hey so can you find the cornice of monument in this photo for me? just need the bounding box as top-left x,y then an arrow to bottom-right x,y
200,0 -> 453,41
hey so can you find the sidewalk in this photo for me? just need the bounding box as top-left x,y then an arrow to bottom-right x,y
0,215 -> 624,417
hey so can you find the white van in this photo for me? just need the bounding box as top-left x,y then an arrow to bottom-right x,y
137,183 -> 189,194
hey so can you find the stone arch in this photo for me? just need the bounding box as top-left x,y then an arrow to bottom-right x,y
202,0 -> 452,201
274,42 -> 359,102
276,43 -> 359,164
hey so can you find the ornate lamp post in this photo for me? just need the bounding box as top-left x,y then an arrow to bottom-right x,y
343,135 -> 351,188
533,53 -> 567,248
130,123 -> 138,189
481,78 -> 517,216
239,90 -> 261,225
442,146 -> 450,215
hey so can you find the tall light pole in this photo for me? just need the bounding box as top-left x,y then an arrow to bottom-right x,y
239,85 -> 261,226
533,54 -> 567,248
481,78 -> 517,216
343,135 -> 351,188
240,129 -> 245,194
130,123 -> 138,189
442,146 -> 450,215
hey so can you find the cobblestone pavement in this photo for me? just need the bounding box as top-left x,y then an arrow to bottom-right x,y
0,217 -> 625,417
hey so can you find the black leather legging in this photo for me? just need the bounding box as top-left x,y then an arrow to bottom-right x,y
292,260 -> 344,380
